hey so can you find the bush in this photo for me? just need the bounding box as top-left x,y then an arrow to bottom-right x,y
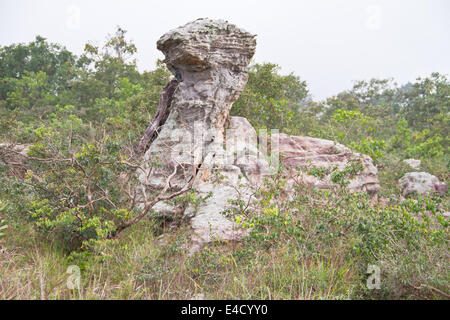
226,167 -> 449,299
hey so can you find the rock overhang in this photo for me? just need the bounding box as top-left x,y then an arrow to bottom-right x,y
157,18 -> 257,73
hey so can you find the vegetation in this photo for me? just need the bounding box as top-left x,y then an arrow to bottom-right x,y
0,28 -> 448,300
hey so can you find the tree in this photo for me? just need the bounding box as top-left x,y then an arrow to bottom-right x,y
75,26 -> 140,102
232,62 -> 308,132
0,36 -> 77,102
401,73 -> 449,133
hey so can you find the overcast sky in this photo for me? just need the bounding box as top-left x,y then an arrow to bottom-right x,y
1,0 -> 449,100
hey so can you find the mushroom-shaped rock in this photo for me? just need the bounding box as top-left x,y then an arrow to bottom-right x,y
141,18 -> 257,190
140,19 -> 260,252
138,18 -> 382,253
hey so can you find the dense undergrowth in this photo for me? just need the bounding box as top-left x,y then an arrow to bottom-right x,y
0,28 -> 448,299
1,174 -> 448,299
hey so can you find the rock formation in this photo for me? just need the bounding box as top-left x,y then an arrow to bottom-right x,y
140,18 -> 257,188
139,18 -> 381,252
276,134 -> 380,195
139,18 -> 262,252
399,172 -> 448,197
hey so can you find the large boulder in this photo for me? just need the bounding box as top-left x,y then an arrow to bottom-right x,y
185,116 -> 271,252
139,19 -> 261,251
275,133 -> 380,195
399,172 -> 448,197
138,18 -> 381,252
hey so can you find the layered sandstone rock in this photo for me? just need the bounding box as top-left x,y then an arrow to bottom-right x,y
139,19 -> 261,251
140,18 -> 257,189
139,18 -> 381,252
275,133 -> 381,195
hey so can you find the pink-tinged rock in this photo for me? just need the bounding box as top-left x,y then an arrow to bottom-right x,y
140,19 -> 382,254
274,133 -> 381,195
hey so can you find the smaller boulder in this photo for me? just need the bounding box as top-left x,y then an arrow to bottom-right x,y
399,172 -> 447,197
403,159 -> 421,170
275,133 -> 380,195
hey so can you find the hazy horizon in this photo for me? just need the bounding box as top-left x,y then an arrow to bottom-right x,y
1,0 -> 449,100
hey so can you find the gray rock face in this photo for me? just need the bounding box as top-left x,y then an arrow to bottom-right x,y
225,117 -> 271,185
140,19 -> 259,252
140,18 -> 257,190
185,163 -> 254,253
181,116 -> 274,252
399,172 -> 448,197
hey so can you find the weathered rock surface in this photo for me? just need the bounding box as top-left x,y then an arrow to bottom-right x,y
185,163 -> 254,253
225,116 -> 271,185
140,18 -> 257,189
399,172 -> 448,197
140,18 -> 260,252
139,18 -> 381,252
275,133 -> 381,194
403,159 -> 421,170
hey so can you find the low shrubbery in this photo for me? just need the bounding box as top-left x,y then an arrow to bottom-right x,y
0,30 -> 448,300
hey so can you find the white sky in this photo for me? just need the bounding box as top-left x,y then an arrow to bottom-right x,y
0,0 -> 449,100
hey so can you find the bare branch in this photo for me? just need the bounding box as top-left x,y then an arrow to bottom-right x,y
111,164 -> 193,238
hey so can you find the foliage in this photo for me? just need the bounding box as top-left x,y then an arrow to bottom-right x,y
0,29 -> 448,300
391,118 -> 446,159
0,28 -> 180,252
22,126 -> 131,250
0,36 -> 77,102
350,138 -> 385,163
232,62 -> 309,132
401,73 -> 449,135
226,170 -> 448,299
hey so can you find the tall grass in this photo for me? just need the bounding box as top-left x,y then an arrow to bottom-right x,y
1,168 -> 448,300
